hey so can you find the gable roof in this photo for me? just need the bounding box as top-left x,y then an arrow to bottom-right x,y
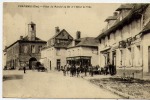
51,29 -> 73,40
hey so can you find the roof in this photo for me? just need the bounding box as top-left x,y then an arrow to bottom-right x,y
141,21 -> 150,33
22,36 -> 46,42
116,4 -> 133,11
28,21 -> 36,25
105,16 -> 118,22
51,29 -> 73,39
6,36 -> 46,50
68,37 -> 99,48
96,4 -> 149,39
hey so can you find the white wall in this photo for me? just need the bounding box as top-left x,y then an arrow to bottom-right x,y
67,46 -> 98,66
142,33 -> 150,72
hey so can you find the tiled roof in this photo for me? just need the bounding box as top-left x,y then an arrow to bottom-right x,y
116,4 -> 133,11
96,4 -> 149,39
68,37 -> 99,48
21,36 -> 46,42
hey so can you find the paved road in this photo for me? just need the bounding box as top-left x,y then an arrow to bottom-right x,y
3,70 -> 121,98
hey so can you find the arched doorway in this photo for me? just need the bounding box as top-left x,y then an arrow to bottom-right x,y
29,57 -> 37,69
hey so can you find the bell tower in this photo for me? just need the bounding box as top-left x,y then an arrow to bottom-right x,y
28,21 -> 36,41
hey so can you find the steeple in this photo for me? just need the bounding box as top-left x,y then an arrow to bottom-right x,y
28,21 -> 36,41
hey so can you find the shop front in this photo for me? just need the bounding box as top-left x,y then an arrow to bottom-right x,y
66,56 -> 91,67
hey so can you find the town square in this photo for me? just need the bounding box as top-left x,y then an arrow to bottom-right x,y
3,3 -> 150,99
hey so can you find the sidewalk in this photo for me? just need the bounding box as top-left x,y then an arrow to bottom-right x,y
80,73 -> 135,99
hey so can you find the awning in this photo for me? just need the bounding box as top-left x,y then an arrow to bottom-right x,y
66,56 -> 91,60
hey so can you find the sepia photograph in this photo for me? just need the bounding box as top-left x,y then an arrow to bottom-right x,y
2,2 -> 150,99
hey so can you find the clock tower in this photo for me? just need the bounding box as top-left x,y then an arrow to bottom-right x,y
28,21 -> 36,41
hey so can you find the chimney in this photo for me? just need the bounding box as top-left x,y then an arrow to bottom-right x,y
55,27 -> 60,34
76,31 -> 81,39
113,12 -> 118,17
20,36 -> 23,40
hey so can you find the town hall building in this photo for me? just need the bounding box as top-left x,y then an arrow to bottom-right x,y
5,22 -> 47,70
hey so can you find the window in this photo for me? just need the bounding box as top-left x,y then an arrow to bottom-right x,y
56,48 -> 60,56
31,45 -> 35,53
38,46 -> 42,53
24,45 -> 28,53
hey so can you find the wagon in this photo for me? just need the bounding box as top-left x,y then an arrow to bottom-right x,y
37,65 -> 47,72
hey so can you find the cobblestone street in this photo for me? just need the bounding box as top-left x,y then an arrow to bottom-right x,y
3,70 -> 121,98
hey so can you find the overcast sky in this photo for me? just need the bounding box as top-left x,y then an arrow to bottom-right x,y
3,3 -> 121,47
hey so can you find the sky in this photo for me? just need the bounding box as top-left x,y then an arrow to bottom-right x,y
3,3 -> 121,47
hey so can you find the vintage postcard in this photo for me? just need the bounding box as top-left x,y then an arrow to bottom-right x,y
3,2 -> 150,99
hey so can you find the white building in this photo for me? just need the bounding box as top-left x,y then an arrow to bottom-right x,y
67,35 -> 99,67
41,27 -> 73,70
96,4 -> 150,78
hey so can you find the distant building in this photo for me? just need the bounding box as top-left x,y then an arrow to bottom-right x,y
67,31 -> 99,67
41,27 -> 73,70
5,22 -> 47,69
96,4 -> 150,78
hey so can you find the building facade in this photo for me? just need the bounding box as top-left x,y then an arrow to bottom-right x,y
41,27 -> 73,70
96,4 -> 150,78
66,33 -> 99,67
5,22 -> 47,69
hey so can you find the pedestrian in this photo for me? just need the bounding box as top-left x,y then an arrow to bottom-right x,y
63,65 -> 66,76
23,66 -> 26,74
66,63 -> 70,75
90,65 -> 94,77
108,62 -> 112,75
104,65 -> 108,75
76,64 -> 80,77
84,65 -> 87,76
70,65 -> 73,77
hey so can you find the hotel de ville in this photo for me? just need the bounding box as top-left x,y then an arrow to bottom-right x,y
96,4 -> 150,78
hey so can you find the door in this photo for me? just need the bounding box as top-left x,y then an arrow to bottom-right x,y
148,46 -> 150,72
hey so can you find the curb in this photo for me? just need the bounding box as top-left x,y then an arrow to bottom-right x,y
81,76 -> 135,99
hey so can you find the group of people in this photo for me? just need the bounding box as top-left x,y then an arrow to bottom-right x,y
62,64 -> 90,77
103,62 -> 116,75
61,62 -> 116,77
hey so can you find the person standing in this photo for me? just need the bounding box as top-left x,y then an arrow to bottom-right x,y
84,65 -> 87,76
63,65 -> 66,76
76,64 -> 80,77
23,66 -> 26,74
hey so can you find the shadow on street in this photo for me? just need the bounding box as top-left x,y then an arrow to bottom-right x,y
3,75 -> 23,81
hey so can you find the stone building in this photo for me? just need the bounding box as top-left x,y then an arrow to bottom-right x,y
41,27 -> 73,70
96,4 -> 150,78
5,22 -> 47,69
66,31 -> 99,67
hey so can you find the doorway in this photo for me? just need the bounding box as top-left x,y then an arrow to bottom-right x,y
29,57 -> 37,69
